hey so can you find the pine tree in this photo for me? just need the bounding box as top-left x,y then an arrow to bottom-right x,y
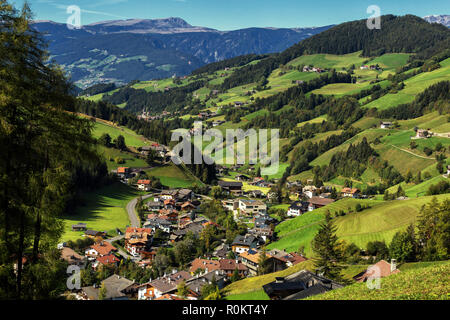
311,213 -> 344,281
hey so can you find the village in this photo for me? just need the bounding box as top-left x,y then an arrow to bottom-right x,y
57,148 -> 390,301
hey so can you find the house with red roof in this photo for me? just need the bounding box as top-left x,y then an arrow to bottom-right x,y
93,254 -> 120,269
137,179 -> 151,191
85,241 -> 118,260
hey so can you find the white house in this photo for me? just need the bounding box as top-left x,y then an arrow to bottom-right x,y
287,202 -> 308,217
137,179 -> 151,191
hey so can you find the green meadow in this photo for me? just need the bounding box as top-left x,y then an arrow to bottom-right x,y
61,183 -> 142,242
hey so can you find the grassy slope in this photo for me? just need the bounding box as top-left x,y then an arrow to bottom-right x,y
146,164 -> 196,189
309,261 -> 450,300
363,57 -> 450,110
92,121 -> 150,148
267,194 -> 449,256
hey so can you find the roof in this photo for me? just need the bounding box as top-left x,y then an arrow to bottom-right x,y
218,259 -> 248,271
72,223 -> 87,228
355,260 -> 400,282
137,180 -> 151,185
85,230 -> 105,236
218,181 -> 243,188
308,197 -> 335,207
232,235 -> 257,247
239,250 -> 268,264
90,242 -> 117,256
96,254 -> 120,265
267,249 -> 307,265
240,199 -> 266,207
155,294 -> 184,300
60,247 -> 84,263
189,258 -> 221,273
83,275 -> 134,300
283,283 -> 332,300
341,188 -> 360,194
149,271 -> 192,294
289,201 -> 309,210
263,270 -> 343,299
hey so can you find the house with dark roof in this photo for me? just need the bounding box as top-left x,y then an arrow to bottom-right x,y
218,181 -> 243,194
185,270 -> 227,298
137,270 -> 192,300
287,201 -> 309,217
80,275 -> 135,300
262,270 -> 344,300
84,230 -> 107,238
71,223 -> 87,231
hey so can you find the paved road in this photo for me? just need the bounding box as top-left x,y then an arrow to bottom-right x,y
126,193 -> 154,228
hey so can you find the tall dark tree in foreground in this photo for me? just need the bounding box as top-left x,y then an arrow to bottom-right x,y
417,198 -> 450,261
0,0 -> 105,299
311,213 -> 344,281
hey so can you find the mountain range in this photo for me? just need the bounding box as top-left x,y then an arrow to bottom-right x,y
31,18 -> 331,88
423,15 -> 450,27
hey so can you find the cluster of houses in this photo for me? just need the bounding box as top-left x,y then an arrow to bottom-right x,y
138,110 -> 172,121
62,166 -> 378,300
302,65 -> 326,73
360,64 -> 381,70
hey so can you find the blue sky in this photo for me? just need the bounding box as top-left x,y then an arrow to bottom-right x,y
13,0 -> 450,30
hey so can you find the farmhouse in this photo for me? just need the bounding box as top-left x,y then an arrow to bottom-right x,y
267,249 -> 307,270
263,270 -> 344,300
218,181 -> 243,194
218,259 -> 249,277
380,122 -> 393,129
308,197 -> 335,211
137,179 -> 151,191
93,254 -> 120,269
341,188 -> 360,198
81,275 -> 135,300
85,241 -> 118,260
416,129 -> 432,139
71,223 -> 87,231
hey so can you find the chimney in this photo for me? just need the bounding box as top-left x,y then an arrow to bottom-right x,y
391,259 -> 397,272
